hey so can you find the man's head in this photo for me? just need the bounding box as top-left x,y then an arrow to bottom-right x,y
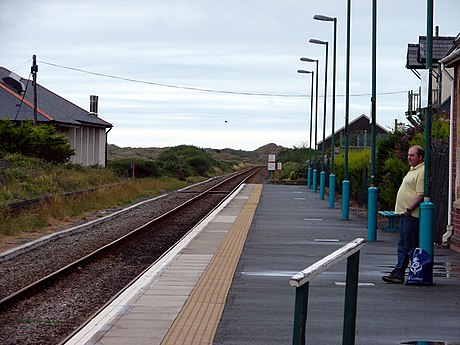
408,145 -> 424,167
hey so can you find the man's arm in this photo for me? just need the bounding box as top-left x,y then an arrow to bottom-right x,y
404,193 -> 424,215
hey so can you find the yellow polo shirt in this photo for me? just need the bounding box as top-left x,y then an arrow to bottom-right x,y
395,162 -> 424,218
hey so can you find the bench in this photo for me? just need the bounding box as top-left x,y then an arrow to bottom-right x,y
378,211 -> 400,232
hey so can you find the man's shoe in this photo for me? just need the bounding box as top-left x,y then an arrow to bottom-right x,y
382,269 -> 404,284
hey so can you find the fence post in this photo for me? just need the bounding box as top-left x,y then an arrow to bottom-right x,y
292,283 -> 309,345
342,250 -> 360,345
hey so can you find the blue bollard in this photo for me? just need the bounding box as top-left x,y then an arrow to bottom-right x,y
320,171 -> 326,200
329,173 -> 335,208
307,167 -> 312,189
367,187 -> 378,241
342,180 -> 350,220
419,201 -> 434,258
313,169 -> 318,193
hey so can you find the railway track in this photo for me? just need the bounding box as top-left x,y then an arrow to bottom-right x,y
0,167 -> 264,345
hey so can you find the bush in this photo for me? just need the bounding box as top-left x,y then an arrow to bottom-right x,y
334,149 -> 370,204
278,144 -> 311,164
157,145 -> 217,179
107,158 -> 161,178
280,161 -> 307,180
378,156 -> 408,209
0,120 -> 74,163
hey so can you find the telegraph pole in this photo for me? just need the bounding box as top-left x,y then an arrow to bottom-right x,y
32,55 -> 38,126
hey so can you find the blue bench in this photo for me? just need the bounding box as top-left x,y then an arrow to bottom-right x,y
378,211 -> 400,232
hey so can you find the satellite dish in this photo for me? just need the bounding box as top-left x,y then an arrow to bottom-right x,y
2,72 -> 25,94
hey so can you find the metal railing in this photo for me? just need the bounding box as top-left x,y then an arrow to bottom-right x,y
289,237 -> 366,345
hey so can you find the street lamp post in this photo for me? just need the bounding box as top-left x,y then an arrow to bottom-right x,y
368,0 -> 378,241
342,0 -> 352,220
300,57 -> 320,193
314,14 -> 337,208
309,38 -> 328,200
297,69 -> 314,188
420,0 -> 435,260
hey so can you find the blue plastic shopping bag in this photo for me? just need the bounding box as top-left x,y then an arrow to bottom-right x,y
405,248 -> 433,286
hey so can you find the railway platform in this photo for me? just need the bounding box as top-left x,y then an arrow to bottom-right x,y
66,183 -> 460,345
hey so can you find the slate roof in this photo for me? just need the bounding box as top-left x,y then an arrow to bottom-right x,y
0,66 -> 112,128
317,114 -> 388,148
406,36 -> 456,69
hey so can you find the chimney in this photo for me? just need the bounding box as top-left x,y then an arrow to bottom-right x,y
435,25 -> 439,37
89,95 -> 98,116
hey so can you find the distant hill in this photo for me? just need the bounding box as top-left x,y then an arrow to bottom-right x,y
107,143 -> 286,165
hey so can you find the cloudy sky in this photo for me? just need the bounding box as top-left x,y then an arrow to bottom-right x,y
1,1 -> 458,150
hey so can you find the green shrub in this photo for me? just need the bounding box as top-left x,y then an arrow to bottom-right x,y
157,145 -> 218,179
280,162 -> 306,180
334,149 -> 370,203
378,156 -> 408,209
0,120 -> 74,163
107,158 -> 161,178
278,144 -> 311,164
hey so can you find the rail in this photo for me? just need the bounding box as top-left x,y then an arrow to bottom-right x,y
289,237 -> 366,345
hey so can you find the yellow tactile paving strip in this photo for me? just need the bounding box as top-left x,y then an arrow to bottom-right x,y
161,184 -> 263,345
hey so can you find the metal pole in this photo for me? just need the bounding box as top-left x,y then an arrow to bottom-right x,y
31,55 -> 38,126
320,43 -> 329,200
368,0 -> 378,241
420,0 -> 434,258
292,283 -> 309,345
329,18 -> 337,208
342,0 -> 351,220
309,72 -> 315,188
299,69 -> 315,189
342,251 -> 360,345
314,60 -> 319,193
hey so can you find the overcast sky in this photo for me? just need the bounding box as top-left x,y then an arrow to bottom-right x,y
1,1 -> 458,150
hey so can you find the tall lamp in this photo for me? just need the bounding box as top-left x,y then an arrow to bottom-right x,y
309,38 -> 329,200
297,69 -> 314,189
300,57 -> 319,192
314,14 -> 337,208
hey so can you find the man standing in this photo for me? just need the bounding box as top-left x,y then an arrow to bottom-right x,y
382,145 -> 425,284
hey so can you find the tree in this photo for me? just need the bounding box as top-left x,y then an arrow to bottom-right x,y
0,121 -> 74,163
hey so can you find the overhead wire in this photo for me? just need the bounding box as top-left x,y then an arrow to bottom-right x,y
39,60 -> 407,99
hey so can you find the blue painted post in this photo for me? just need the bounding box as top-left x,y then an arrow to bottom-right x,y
313,169 -> 318,193
329,173 -> 335,208
367,187 -> 378,241
307,167 -> 312,189
420,201 -> 434,258
342,180 -> 350,220
320,171 -> 326,199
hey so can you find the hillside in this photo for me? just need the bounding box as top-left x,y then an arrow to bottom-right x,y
107,143 -> 286,165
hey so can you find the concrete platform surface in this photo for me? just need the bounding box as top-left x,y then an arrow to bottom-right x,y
68,183 -> 460,345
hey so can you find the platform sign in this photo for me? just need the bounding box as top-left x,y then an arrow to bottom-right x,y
268,155 -> 276,162
268,162 -> 276,171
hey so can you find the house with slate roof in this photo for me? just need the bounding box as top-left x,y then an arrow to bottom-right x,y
317,114 -> 389,154
405,29 -> 456,124
0,66 -> 112,167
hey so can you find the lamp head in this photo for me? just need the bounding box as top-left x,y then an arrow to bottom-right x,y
300,57 -> 317,62
313,14 -> 336,22
309,38 -> 328,45
297,70 -> 313,74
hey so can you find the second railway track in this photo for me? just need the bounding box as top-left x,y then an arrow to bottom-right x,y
0,167 -> 265,345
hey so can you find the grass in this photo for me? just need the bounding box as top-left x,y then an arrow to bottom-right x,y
0,155 -> 191,237
0,177 -> 189,237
